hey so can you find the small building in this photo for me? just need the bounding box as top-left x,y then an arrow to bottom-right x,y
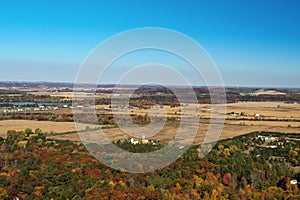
130,138 -> 138,145
265,136 -> 276,141
257,135 -> 276,142
290,180 -> 298,185
141,135 -> 149,144
266,145 -> 278,149
231,112 -> 241,117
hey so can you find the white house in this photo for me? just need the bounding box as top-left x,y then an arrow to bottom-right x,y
257,135 -> 276,141
130,138 -> 139,145
141,135 -> 149,144
290,180 -> 298,185
266,145 -> 278,149
231,112 -> 241,117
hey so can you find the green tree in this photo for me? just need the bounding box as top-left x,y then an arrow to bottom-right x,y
25,128 -> 33,137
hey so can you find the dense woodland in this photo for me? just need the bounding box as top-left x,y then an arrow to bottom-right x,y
0,130 -> 299,199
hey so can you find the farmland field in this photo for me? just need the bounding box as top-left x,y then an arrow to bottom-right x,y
0,120 -> 99,138
2,101 -> 300,144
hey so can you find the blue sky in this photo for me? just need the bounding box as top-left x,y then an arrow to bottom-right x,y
0,0 -> 299,87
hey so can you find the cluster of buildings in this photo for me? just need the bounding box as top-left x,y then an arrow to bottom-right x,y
2,105 -> 61,113
230,112 -> 260,118
257,135 -> 282,149
103,106 -> 132,111
257,135 -> 276,142
130,135 -> 156,145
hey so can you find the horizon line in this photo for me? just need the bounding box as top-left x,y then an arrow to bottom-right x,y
0,80 -> 299,90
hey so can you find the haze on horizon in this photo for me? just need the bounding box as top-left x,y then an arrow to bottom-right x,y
0,0 -> 299,88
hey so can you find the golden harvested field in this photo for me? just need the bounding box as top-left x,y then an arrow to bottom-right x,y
46,120 -> 300,145
0,120 -> 99,138
29,91 -> 111,98
97,101 -> 300,120
253,90 -> 286,96
224,101 -> 300,119
226,120 -> 300,127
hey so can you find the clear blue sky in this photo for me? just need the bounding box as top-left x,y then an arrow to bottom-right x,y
0,0 -> 299,87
